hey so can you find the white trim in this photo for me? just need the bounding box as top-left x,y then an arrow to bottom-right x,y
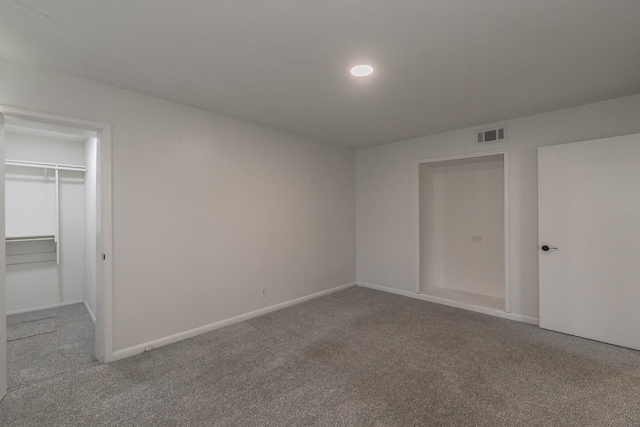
414,149 -> 511,312
84,300 -> 96,324
415,161 -> 421,294
0,104 -> 114,364
503,150 -> 511,312
97,125 -> 113,363
0,112 -> 6,400
358,282 -> 539,325
0,106 -> 107,133
433,168 -> 441,292
415,148 -> 507,165
6,300 -> 84,316
112,282 -> 358,362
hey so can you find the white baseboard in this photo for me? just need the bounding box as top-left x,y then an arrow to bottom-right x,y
112,282 -> 358,362
357,281 -> 539,325
84,300 -> 97,324
6,300 -> 85,316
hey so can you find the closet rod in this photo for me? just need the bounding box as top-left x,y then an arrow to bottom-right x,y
5,159 -> 86,173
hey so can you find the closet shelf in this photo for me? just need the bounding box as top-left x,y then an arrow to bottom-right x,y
6,235 -> 57,265
6,234 -> 56,243
5,159 -> 68,265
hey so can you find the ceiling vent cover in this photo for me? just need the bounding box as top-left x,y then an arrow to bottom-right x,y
477,127 -> 506,144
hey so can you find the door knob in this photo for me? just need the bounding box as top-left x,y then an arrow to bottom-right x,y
540,245 -> 558,252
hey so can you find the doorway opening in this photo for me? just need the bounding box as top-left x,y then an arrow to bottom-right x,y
1,108 -> 112,394
417,151 -> 509,313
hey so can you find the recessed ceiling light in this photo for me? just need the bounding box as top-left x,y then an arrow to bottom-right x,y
350,64 -> 374,77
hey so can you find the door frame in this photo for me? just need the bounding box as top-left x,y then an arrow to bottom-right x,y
415,149 -> 511,313
0,105 -> 114,363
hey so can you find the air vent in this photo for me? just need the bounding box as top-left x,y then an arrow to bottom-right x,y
477,127 -> 506,144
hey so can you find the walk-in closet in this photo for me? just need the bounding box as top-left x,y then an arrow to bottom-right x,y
4,120 -> 99,390
418,153 -> 506,311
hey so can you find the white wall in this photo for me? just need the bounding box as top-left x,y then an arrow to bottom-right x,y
5,165 -> 56,237
84,137 -> 97,320
5,133 -> 86,313
357,94 -> 640,319
0,57 -> 356,351
430,159 -> 504,298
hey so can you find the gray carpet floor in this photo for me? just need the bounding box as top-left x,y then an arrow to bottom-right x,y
1,287 -> 639,426
6,302 -> 98,391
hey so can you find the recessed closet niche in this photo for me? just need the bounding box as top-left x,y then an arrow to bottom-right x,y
419,154 -> 505,311
5,127 -> 97,318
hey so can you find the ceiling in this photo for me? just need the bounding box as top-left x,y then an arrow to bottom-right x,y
1,0 -> 639,148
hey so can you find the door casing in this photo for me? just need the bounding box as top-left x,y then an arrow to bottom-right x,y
0,105 -> 114,371
415,149 -> 511,313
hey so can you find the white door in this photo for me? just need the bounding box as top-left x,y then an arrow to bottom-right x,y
0,112 -> 6,400
538,133 -> 640,350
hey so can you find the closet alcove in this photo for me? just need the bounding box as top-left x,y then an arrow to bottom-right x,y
418,153 -> 506,311
5,128 -> 97,316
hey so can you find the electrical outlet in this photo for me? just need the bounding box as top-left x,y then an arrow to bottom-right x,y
261,287 -> 268,298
